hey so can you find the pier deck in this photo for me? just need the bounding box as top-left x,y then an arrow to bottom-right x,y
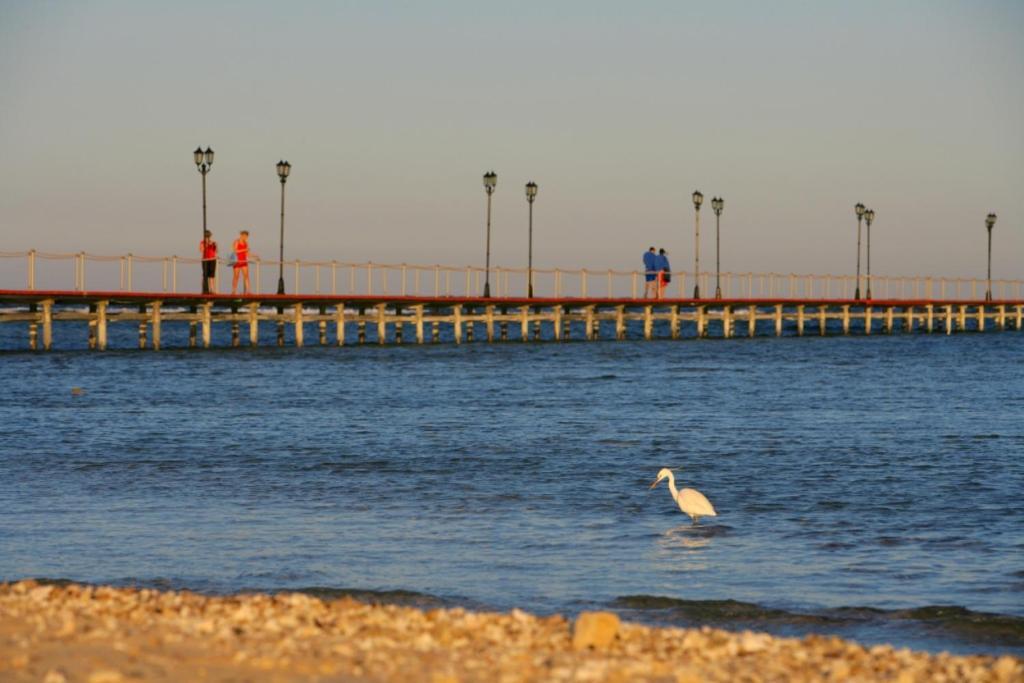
1,290 -> 1021,350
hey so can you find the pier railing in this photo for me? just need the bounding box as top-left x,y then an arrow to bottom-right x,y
2,249 -> 1021,301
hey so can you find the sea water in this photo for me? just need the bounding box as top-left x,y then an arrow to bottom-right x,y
0,332 -> 1021,655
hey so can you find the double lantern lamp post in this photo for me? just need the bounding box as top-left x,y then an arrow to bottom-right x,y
864,208 -> 876,299
276,160 -> 292,295
526,181 -> 538,298
482,171 -> 497,298
711,197 -> 724,299
854,203 -> 865,299
692,190 -> 703,298
985,212 -> 997,301
194,147 -> 215,293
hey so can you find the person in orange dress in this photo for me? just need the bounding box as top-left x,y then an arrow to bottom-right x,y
231,230 -> 253,295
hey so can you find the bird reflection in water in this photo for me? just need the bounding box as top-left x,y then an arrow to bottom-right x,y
655,525 -> 713,571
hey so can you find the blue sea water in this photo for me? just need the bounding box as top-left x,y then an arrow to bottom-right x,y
0,330 -> 1022,655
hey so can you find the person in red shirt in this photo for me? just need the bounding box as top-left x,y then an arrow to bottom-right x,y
199,230 -> 217,293
231,230 -> 253,295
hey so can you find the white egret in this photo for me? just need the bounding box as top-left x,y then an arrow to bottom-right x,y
650,467 -> 717,524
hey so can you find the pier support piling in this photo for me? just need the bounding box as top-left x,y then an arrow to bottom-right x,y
42,300 -> 53,351
152,302 -> 162,350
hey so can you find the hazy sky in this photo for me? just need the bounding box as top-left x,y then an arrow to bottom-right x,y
1,1 -> 1021,279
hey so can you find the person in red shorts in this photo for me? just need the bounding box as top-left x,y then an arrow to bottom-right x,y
231,230 -> 253,295
656,248 -> 671,299
199,230 -> 218,293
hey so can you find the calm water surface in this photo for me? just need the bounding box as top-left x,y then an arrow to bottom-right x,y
1,333 -> 1022,655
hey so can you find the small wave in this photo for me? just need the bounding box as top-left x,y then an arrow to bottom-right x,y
613,595 -> 826,624
612,595 -> 1024,647
293,586 -> 447,608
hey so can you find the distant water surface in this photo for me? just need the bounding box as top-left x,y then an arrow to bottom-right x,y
0,332 -> 1022,655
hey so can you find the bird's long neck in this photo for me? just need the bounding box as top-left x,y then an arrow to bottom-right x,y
666,471 -> 679,501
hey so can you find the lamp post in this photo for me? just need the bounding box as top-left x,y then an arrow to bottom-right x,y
194,146 -> 214,293
864,208 -> 876,299
525,181 -> 538,298
482,171 -> 497,298
711,196 -> 724,299
692,190 -> 703,298
985,213 -> 997,301
276,160 -> 291,295
854,203 -> 865,299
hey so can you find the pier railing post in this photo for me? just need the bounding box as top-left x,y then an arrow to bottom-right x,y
28,250 -> 36,290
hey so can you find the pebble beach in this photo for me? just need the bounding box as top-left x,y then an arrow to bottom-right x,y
1,581 -> 1020,683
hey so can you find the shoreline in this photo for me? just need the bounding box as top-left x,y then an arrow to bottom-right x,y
1,581 -> 1020,682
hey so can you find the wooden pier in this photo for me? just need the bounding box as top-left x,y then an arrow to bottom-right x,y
1,290 -> 1022,351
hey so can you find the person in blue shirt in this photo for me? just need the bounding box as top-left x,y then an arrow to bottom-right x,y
642,247 -> 658,298
656,248 -> 671,299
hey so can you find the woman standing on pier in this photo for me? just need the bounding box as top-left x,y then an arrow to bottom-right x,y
657,248 -> 671,299
231,230 -> 252,295
199,230 -> 218,293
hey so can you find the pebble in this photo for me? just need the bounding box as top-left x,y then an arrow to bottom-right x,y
0,580 -> 1018,683
572,611 -> 620,651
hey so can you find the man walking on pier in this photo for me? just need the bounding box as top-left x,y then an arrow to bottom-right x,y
643,247 -> 658,298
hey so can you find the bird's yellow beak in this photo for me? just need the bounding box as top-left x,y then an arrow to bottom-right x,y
649,479 -> 660,490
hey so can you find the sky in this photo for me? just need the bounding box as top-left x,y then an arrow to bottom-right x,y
1,1 -> 1021,280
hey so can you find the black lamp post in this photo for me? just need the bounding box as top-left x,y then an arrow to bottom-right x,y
194,146 -> 214,293
483,171 -> 497,298
985,212 -> 997,301
276,160 -> 291,295
711,196 -> 724,299
525,181 -> 538,298
854,202 -> 865,299
864,208 -> 876,299
692,190 -> 703,298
